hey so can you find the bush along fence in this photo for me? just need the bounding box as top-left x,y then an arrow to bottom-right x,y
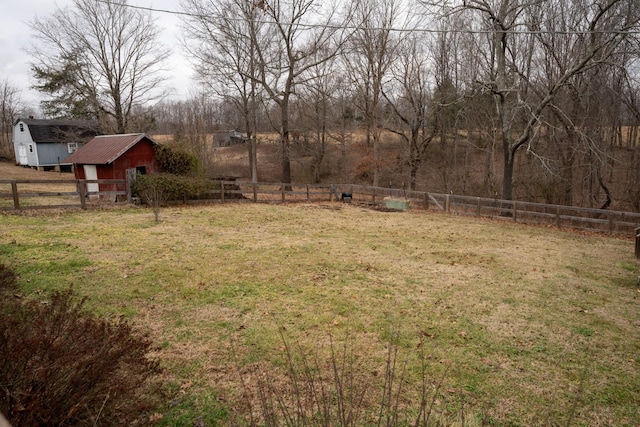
2,178 -> 640,237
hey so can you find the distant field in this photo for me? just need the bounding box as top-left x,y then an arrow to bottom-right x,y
1,200 -> 638,425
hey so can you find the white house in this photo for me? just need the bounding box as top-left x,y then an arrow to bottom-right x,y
13,118 -> 98,171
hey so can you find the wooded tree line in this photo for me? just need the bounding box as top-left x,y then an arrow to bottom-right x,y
0,79 -> 24,161
173,0 -> 640,209
2,0 -> 640,210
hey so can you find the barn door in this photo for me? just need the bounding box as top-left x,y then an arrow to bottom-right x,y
83,165 -> 99,195
18,145 -> 28,165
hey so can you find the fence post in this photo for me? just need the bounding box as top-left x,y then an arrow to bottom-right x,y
126,168 -> 136,204
372,188 -> 376,204
220,182 -> 225,202
608,212 -> 614,234
477,197 -> 481,217
306,184 -> 310,202
423,192 -> 428,210
636,227 -> 640,260
281,184 -> 286,203
445,194 -> 451,213
513,201 -> 517,222
252,182 -> 257,203
11,181 -> 20,210
78,180 -> 87,209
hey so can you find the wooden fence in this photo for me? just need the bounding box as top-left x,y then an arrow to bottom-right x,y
2,178 -> 640,236
0,179 -> 129,211
335,183 -> 640,235
224,181 -> 640,235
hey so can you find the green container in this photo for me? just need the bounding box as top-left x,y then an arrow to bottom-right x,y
384,198 -> 410,211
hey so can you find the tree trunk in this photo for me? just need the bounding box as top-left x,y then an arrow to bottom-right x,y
409,161 -> 418,191
502,147 -> 515,201
113,89 -> 126,134
281,95 -> 292,188
372,89 -> 380,188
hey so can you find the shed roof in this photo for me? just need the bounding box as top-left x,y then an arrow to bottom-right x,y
63,133 -> 157,165
16,118 -> 98,143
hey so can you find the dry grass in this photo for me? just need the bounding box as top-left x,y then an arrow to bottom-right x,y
1,197 -> 639,425
0,161 -> 73,181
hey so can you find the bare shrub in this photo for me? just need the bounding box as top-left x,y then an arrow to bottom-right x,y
133,173 -> 217,221
0,273 -> 160,426
233,331 -> 457,427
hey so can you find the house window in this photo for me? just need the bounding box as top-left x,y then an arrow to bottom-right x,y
68,142 -> 78,153
136,166 -> 147,175
19,123 -> 24,132
28,144 -> 33,153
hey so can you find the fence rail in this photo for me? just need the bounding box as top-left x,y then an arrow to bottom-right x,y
0,179 -> 128,211
334,184 -> 640,235
2,178 -> 639,236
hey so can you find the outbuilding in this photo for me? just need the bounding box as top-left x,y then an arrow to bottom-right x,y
12,118 -> 98,171
63,133 -> 160,199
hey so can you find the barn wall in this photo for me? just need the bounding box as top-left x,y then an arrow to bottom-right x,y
96,165 -> 115,180
73,165 -> 86,180
13,122 -> 37,166
93,165 -> 119,199
36,142 -> 82,166
111,139 -> 159,179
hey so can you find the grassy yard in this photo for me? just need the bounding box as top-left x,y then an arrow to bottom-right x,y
1,203 -> 638,426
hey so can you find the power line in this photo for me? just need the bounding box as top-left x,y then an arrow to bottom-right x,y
96,0 -> 640,36
97,0 -> 194,18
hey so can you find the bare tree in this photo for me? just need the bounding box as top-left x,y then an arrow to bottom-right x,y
619,40 -> 640,210
0,79 -> 23,161
382,34 -> 439,191
249,0 -> 352,187
432,0 -> 640,200
430,14 -> 472,194
182,0 -> 351,185
345,0 -> 406,187
170,93 -> 221,175
292,50 -> 346,183
182,0 -> 267,182
29,0 -> 169,133
138,178 -> 164,222
327,79 -> 358,183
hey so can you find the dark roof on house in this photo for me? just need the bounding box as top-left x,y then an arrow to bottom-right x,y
16,118 -> 99,143
63,133 -> 157,165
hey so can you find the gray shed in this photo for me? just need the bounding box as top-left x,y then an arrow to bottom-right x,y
13,118 -> 99,171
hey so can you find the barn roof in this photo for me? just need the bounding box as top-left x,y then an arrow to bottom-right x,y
16,118 -> 98,143
63,133 -> 157,165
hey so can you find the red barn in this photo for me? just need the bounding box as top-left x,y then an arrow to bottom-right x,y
64,133 -> 159,199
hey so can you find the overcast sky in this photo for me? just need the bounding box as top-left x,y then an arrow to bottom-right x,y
0,0 -> 194,111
